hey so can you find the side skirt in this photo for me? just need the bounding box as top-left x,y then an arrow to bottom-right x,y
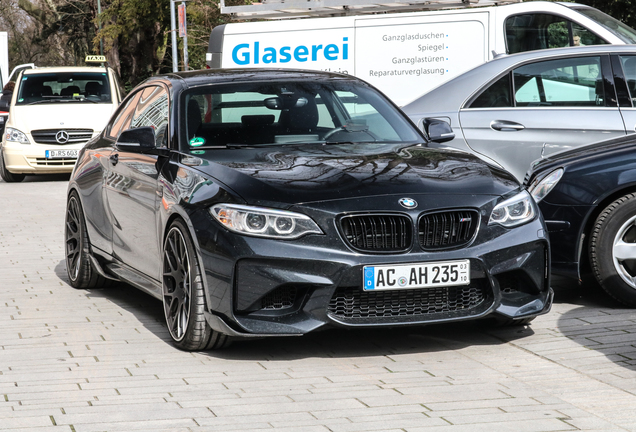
105,262 -> 163,300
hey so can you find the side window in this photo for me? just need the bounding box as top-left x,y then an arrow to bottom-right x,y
620,55 -> 636,102
506,14 -> 607,54
130,86 -> 169,147
107,92 -> 141,139
513,56 -> 604,107
469,74 -> 512,108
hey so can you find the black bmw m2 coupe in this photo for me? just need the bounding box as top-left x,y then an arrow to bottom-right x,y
65,69 -> 552,350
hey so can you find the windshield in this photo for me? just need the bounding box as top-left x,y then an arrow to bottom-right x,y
180,80 -> 422,150
16,72 -> 112,105
575,7 -> 636,44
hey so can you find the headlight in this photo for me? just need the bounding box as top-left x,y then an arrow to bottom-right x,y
5,128 -> 30,144
489,190 -> 536,228
210,204 -> 323,239
528,168 -> 563,203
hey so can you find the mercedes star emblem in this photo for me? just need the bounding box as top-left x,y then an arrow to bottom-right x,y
56,130 -> 70,144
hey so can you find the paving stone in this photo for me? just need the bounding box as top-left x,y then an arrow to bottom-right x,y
3,177 -> 636,431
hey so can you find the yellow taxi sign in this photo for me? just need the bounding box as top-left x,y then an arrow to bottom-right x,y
85,55 -> 107,63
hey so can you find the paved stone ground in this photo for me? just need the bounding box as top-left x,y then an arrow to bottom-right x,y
1,176 -> 636,432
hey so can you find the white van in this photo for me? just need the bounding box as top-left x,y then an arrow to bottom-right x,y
207,1 -> 636,105
0,61 -> 123,182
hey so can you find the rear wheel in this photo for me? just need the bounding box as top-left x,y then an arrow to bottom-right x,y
590,193 -> 636,307
162,219 -> 230,351
0,150 -> 25,183
65,191 -> 110,288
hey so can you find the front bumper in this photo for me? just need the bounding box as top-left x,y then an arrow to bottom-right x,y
194,213 -> 552,337
1,140 -> 84,174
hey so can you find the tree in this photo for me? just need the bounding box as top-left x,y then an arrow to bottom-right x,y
0,0 -> 73,67
576,0 -> 636,30
537,0 -> 636,30
97,0 -> 171,89
0,0 -> 231,88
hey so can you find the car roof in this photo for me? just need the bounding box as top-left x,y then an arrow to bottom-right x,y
148,68 -> 362,87
402,45 -> 636,112
23,66 -> 110,75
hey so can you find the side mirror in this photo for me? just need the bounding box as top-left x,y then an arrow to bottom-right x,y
422,118 -> 455,143
0,98 -> 10,113
116,127 -> 156,153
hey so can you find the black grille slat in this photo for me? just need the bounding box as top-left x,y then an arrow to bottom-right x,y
419,210 -> 478,250
328,282 -> 489,320
341,215 -> 412,252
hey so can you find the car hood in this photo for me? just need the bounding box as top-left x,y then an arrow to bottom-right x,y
190,144 -> 519,206
8,103 -> 116,134
526,135 -> 636,182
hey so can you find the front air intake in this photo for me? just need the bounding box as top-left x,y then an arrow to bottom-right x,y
328,280 -> 491,322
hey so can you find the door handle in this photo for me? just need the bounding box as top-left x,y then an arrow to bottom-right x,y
109,153 -> 119,166
490,120 -> 525,131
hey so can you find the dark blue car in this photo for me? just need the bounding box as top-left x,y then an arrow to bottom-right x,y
526,135 -> 636,306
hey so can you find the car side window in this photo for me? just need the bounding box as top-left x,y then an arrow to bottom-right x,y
107,92 -> 141,139
469,74 -> 512,108
506,13 -> 607,54
620,55 -> 636,103
130,86 -> 169,147
513,56 -> 604,107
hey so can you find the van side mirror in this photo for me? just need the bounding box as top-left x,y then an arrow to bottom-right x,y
0,98 -> 10,112
116,127 -> 156,153
422,118 -> 455,143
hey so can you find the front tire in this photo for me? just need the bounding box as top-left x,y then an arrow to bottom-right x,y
0,150 -> 25,183
65,191 -> 109,288
162,219 -> 229,351
590,193 -> 636,307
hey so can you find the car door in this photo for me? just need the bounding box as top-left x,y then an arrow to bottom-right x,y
614,54 -> 636,136
104,85 -> 169,281
79,91 -> 141,256
458,54 -> 625,181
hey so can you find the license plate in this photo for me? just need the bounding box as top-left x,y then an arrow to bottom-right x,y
45,149 -> 78,159
363,259 -> 470,291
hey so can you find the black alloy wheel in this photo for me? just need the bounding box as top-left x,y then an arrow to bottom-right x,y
162,219 -> 229,351
590,193 -> 636,307
0,150 -> 25,183
65,191 -> 109,288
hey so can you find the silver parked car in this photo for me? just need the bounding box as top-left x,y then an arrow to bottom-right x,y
402,45 -> 636,181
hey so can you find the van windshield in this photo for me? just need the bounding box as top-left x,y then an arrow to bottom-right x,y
16,72 -> 112,105
574,7 -> 636,44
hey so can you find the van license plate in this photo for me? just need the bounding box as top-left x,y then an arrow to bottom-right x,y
46,150 -> 78,159
363,260 -> 470,291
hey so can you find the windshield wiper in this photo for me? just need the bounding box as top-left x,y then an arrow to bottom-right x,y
322,141 -> 358,145
27,97 -> 98,105
27,99 -> 66,105
226,142 -> 323,148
